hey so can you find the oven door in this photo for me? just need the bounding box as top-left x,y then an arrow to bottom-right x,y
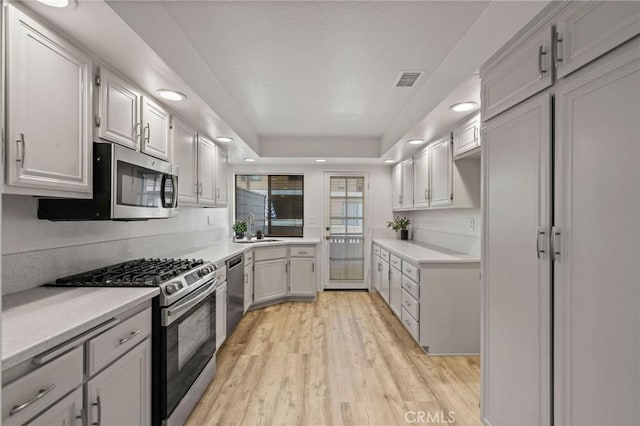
159,280 -> 217,418
110,143 -> 178,219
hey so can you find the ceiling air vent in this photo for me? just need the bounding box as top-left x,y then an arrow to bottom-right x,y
395,71 -> 423,88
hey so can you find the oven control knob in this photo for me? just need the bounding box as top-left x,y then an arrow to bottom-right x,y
166,282 -> 180,295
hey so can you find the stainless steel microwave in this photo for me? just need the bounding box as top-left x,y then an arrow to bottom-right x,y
38,142 -> 178,221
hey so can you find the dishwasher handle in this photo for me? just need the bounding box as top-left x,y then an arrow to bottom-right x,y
227,256 -> 244,270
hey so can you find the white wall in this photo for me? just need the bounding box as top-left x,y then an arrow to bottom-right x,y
407,208 -> 481,256
2,194 -> 229,295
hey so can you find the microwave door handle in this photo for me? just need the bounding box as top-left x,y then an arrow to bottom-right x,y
172,175 -> 179,208
160,175 -> 168,208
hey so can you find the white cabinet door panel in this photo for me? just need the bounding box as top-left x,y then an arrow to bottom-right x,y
27,388 -> 82,426
380,261 -> 390,304
429,136 -> 453,207
482,93 -> 551,426
389,267 -> 402,318
400,159 -> 414,208
244,264 -> 253,313
97,68 -> 140,150
215,146 -> 228,206
254,259 -> 288,304
392,164 -> 402,209
171,117 -> 198,205
289,258 -> 315,296
453,114 -> 480,157
554,41 -> 640,426
6,5 -> 92,196
197,136 -> 216,207
216,282 -> 227,349
141,96 -> 171,161
413,148 -> 430,208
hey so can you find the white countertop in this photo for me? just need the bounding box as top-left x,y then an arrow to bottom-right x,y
177,237 -> 321,265
2,287 -> 159,371
373,239 -> 480,264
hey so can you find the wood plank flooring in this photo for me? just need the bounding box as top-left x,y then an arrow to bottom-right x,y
186,291 -> 481,426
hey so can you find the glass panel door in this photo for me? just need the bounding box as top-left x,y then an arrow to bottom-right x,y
327,176 -> 365,285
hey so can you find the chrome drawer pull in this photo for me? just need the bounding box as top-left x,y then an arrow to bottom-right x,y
92,396 -> 102,426
10,384 -> 56,416
119,329 -> 141,345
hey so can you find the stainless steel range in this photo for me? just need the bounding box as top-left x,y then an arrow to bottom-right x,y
50,258 -> 219,426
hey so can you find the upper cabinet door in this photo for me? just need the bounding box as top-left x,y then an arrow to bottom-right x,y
215,146 -> 228,206
481,25 -> 553,120
171,117 -> 198,205
555,1 -> 640,79
453,114 -> 481,157
6,5 -> 92,197
97,67 -> 140,150
197,135 -> 216,207
429,136 -> 453,207
392,164 -> 403,209
413,148 -> 430,208
400,159 -> 414,208
140,96 -> 171,161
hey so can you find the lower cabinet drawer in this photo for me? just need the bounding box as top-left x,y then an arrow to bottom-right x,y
402,262 -> 420,283
401,288 -> 419,320
390,254 -> 402,271
2,346 -> 83,426
88,307 -> 151,375
254,247 -> 288,262
401,307 -> 420,342
373,245 -> 381,257
289,246 -> 316,257
244,251 -> 254,264
380,249 -> 390,262
401,275 -> 419,299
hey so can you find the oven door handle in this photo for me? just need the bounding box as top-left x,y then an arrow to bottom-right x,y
165,280 -> 217,323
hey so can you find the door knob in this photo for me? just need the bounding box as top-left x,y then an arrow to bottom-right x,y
325,227 -> 330,231
325,236 -> 331,240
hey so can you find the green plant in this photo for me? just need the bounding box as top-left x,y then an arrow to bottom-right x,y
232,221 -> 248,234
386,216 -> 411,232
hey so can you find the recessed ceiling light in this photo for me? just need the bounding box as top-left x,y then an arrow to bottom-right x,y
450,102 -> 478,112
315,159 -> 326,163
156,89 -> 186,102
407,139 -> 425,145
384,160 -> 395,164
215,136 -> 233,143
36,0 -> 70,7
244,158 -> 256,162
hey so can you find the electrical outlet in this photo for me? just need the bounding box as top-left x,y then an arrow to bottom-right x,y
208,215 -> 215,225
467,218 -> 475,231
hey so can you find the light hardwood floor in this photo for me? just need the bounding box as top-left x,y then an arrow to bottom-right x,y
186,291 -> 481,426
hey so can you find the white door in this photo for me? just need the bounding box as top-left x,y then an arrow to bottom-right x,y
380,260 -> 390,303
554,41 -> 640,426
197,135 -> 216,207
87,338 -> 151,426
28,388 -> 82,426
392,164 -> 402,209
413,148 -> 430,208
6,5 -> 92,197
97,67 -> 140,150
400,159 -> 414,208
482,93 -> 551,426
289,258 -> 316,296
429,136 -> 453,207
140,96 -> 171,161
216,282 -> 227,349
171,117 -> 198,205
323,174 -> 369,289
215,146 -> 228,206
389,266 -> 402,317
253,259 -> 288,303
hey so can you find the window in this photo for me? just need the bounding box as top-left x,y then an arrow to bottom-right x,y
235,175 -> 304,237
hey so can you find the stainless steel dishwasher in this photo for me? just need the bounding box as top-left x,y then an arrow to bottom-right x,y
226,255 -> 245,337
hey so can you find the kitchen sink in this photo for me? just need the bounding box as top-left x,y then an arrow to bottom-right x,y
233,239 -> 281,244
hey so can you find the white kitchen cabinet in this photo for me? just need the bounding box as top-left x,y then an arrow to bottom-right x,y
412,148 -> 430,208
5,4 -> 92,198
554,40 -> 640,426
429,136 -> 453,207
86,338 -> 151,426
380,260 -> 390,304
197,135 -> 217,207
482,93 -> 552,426
389,266 -> 402,317
244,253 -> 253,313
140,96 -> 171,161
555,1 -> 640,79
216,281 -> 227,349
171,116 -> 199,205
372,253 -> 381,292
453,114 -> 480,158
391,163 -> 403,209
481,23 -> 554,120
400,159 -> 414,209
215,146 -> 228,207
253,259 -> 288,304
96,67 -> 140,150
27,388 -> 82,426
289,258 -> 316,296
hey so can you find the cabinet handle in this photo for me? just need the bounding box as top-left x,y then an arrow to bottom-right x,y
536,226 -> 547,259
10,384 -> 56,416
134,122 -> 142,144
144,123 -> 150,143
555,32 -> 564,68
92,396 -> 102,426
119,329 -> 141,345
16,133 -> 25,165
538,45 -> 547,79
244,273 -> 248,284
474,127 -> 478,142
424,188 -> 427,200
551,226 -> 561,262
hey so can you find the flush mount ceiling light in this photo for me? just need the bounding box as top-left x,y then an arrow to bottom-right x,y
244,158 -> 256,162
407,139 -> 425,145
36,0 -> 71,7
156,89 -> 186,102
450,102 -> 478,112
215,136 -> 233,143
315,159 -> 326,163
384,160 -> 396,164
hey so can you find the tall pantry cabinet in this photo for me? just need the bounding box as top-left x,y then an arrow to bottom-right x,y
480,2 -> 640,426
